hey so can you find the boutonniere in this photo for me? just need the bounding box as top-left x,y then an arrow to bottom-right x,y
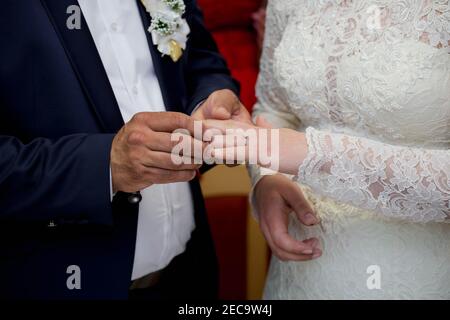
141,0 -> 190,62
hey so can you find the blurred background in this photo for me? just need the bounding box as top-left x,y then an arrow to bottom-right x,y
196,0 -> 269,300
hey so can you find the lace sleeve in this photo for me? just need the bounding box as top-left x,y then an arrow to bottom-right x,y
298,127 -> 450,223
249,0 -> 301,187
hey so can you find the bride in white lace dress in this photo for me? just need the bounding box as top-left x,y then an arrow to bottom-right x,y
210,0 -> 450,299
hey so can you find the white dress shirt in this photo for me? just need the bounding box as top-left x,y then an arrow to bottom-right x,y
78,0 -> 196,280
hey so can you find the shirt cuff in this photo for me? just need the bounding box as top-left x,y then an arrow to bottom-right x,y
109,167 -> 116,202
190,100 -> 206,116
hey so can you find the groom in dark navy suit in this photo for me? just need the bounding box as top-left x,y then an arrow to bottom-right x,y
0,0 -> 250,299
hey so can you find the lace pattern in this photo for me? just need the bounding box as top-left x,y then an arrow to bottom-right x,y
299,127 -> 450,223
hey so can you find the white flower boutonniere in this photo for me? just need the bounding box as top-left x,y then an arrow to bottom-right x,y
141,0 -> 190,62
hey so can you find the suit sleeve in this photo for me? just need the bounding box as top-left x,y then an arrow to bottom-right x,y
183,0 -> 240,114
0,134 -> 115,225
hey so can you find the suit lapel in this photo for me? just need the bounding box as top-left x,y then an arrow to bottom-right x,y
40,0 -> 124,133
136,0 -> 185,112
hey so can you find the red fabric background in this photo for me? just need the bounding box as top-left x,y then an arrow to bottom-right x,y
198,0 -> 263,30
204,196 -> 248,300
198,0 -> 262,110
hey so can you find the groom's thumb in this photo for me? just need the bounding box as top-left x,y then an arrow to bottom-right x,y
211,105 -> 233,120
256,116 -> 274,129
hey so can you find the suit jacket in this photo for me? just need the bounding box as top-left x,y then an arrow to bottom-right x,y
0,0 -> 239,299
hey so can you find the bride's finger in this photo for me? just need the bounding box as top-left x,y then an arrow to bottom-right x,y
266,209 -> 315,255
255,116 -> 274,129
281,184 -> 319,226
304,238 -> 323,259
303,237 -> 319,249
211,146 -> 249,164
209,134 -> 248,148
203,119 -> 236,133
277,238 -> 322,261
204,119 -> 254,133
261,222 -> 316,262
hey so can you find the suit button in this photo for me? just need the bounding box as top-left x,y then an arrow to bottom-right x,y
47,220 -> 57,228
128,192 -> 142,204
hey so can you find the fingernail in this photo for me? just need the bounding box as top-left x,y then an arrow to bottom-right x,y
301,249 -> 313,255
305,213 -> 318,225
312,250 -> 322,259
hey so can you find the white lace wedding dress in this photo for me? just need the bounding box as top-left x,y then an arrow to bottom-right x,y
250,0 -> 450,299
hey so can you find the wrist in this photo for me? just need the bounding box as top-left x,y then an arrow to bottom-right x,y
251,174 -> 282,220
258,129 -> 308,175
254,173 -> 287,196
280,129 -> 308,175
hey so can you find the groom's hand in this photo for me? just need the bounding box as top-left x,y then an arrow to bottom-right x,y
192,89 -> 252,124
254,174 -> 322,261
111,112 -> 204,193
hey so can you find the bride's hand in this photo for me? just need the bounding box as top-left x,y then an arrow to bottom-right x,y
204,117 -> 309,175
254,174 -> 322,261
